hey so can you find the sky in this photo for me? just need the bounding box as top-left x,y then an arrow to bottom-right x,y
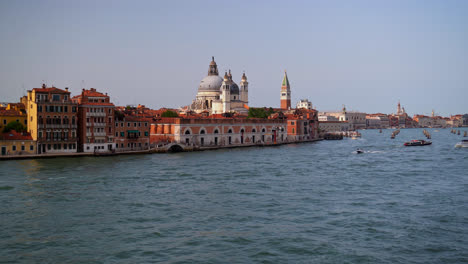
0,0 -> 467,116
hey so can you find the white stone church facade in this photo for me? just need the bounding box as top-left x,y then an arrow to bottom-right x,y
189,57 -> 249,114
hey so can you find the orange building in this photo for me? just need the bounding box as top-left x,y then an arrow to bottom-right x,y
26,84 -> 78,154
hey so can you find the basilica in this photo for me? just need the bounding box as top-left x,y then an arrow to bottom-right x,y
189,57 -> 249,114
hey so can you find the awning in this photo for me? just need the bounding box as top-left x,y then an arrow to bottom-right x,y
127,130 -> 139,133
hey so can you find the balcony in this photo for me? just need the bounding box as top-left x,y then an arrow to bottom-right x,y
86,112 -> 106,117
39,124 -> 74,129
86,122 -> 107,127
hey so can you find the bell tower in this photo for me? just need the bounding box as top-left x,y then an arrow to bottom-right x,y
240,72 -> 248,104
280,71 -> 291,110
221,71 -> 231,113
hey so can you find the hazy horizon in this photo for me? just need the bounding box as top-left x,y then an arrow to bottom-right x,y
1,0 -> 467,117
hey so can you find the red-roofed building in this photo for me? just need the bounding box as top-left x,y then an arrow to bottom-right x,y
114,115 -> 151,151
0,130 -> 36,156
26,84 -> 78,154
72,88 -> 116,152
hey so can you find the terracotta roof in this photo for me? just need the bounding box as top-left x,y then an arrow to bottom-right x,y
80,102 -> 114,106
32,87 -> 69,93
83,90 -> 108,97
0,130 -> 33,141
0,109 -> 24,117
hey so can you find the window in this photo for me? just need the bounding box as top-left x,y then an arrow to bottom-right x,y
52,94 -> 60,101
121,123 -> 124,127
115,132 -> 118,137
72,106 -> 77,113
144,132 -> 148,136
120,132 -> 124,137
64,106 -> 68,112
30,145 -> 34,151
145,123 -> 148,127
12,145 -> 16,151
3,120 -> 6,125
127,123 -> 130,127
200,130 -> 205,134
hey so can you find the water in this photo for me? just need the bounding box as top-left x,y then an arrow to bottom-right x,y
1,128 -> 467,263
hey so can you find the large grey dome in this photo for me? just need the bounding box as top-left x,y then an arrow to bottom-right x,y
198,75 -> 223,92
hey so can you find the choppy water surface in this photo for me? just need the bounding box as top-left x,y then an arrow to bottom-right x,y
1,128 -> 467,263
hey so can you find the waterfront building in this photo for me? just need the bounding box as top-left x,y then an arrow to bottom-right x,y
366,114 -> 390,129
296,99 -> 313,110
150,108 -> 318,149
286,109 -> 319,141
26,84 -> 78,154
280,71 -> 291,110
318,114 -> 339,122
322,106 -> 366,130
462,114 -> 468,126
0,104 -> 27,132
72,88 -> 116,152
115,115 -> 151,151
0,130 -> 36,156
190,57 -> 249,114
151,117 -> 287,148
319,121 -> 349,132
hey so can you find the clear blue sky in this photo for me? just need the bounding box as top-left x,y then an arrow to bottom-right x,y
1,0 -> 467,116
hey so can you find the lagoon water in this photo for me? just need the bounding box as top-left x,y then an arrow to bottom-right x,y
1,128 -> 468,263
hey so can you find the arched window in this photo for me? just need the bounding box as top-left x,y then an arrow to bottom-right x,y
200,129 -> 205,134
214,129 -> 219,134
262,128 -> 266,133
185,130 -> 191,135
252,128 -> 256,133
240,129 -> 244,133
228,129 -> 232,133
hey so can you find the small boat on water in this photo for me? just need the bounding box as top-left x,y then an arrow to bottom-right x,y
404,140 -> 432,146
356,149 -> 364,154
455,140 -> 468,148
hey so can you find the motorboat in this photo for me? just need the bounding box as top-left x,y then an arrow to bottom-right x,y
404,140 -> 432,146
455,140 -> 468,148
356,149 -> 364,154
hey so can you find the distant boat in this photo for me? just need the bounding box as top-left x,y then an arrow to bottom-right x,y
356,149 -> 364,154
455,140 -> 468,148
404,140 -> 432,146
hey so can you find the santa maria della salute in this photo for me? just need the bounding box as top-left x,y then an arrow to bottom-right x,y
189,57 -> 249,114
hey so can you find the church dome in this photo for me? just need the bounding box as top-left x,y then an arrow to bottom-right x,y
198,75 -> 223,92
230,82 -> 239,95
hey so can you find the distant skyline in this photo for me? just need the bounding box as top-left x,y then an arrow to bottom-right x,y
0,0 -> 467,116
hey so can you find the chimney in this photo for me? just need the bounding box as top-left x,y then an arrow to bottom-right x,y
65,87 -> 69,91
42,83 -> 46,89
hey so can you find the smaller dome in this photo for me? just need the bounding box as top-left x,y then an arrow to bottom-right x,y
230,83 -> 239,95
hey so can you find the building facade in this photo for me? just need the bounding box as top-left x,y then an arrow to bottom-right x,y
0,130 -> 36,156
0,104 -> 27,132
296,99 -> 313,110
26,84 -> 78,154
72,88 -> 116,152
115,116 -> 151,151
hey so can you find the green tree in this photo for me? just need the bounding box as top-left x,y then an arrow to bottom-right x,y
3,121 -> 27,133
248,107 -> 275,119
161,110 -> 179,117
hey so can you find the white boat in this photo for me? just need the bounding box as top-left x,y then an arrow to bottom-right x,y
455,140 -> 468,148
